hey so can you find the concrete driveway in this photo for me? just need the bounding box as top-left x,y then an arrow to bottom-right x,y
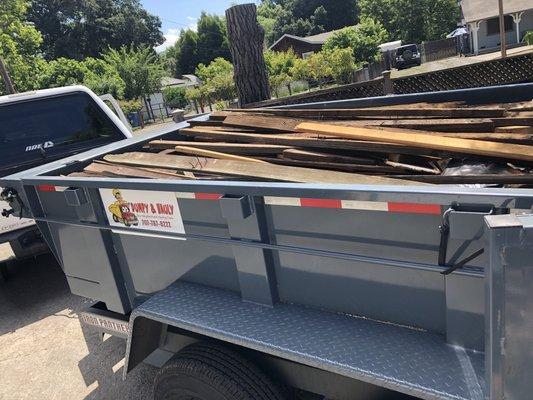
0,245 -> 156,400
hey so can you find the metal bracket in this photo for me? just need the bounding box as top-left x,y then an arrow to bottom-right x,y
64,187 -> 88,207
438,206 -> 492,275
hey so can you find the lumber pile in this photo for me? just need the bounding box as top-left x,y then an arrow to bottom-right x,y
78,100 -> 533,186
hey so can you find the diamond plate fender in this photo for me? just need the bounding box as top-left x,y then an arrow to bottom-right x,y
124,282 -> 486,400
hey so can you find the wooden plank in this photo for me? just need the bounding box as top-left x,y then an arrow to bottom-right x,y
494,126 -> 533,134
187,120 -> 226,127
174,145 -> 269,163
297,128 -> 533,143
295,122 -> 533,162
84,162 -> 194,180
149,140 -> 291,155
223,114 -> 304,132
282,149 -> 377,165
187,125 -> 268,133
261,158 -> 399,174
239,107 -> 507,119
492,116 -> 533,127
350,118 -> 496,132
178,128 -> 444,156
104,153 -> 421,185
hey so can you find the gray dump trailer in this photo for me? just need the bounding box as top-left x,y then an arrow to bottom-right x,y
2,84 -> 533,400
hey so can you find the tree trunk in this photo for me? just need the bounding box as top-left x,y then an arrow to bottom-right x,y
0,57 -> 16,94
225,4 -> 270,107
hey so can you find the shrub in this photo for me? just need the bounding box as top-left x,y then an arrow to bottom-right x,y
162,86 -> 188,109
119,99 -> 143,115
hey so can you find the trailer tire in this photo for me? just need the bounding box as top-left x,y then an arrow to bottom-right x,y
154,342 -> 286,400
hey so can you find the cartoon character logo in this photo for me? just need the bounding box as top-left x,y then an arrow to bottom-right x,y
108,189 -> 139,227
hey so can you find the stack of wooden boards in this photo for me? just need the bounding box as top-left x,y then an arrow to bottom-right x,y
78,100 -> 533,186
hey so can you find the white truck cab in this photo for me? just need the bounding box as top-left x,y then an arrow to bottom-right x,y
0,85 -> 132,259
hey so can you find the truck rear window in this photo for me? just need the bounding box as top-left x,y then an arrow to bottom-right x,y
0,92 -> 123,175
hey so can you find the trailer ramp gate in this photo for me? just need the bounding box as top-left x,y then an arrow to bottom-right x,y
126,281 -> 485,400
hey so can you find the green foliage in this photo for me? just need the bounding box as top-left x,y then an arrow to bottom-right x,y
185,85 -> 211,109
103,46 -> 164,100
36,56 -> 125,97
165,13 -> 231,77
359,0 -> 460,44
28,0 -> 164,60
305,51 -> 332,87
264,49 -> 297,92
214,100 -> 228,111
119,99 -> 143,114
196,13 -> 231,65
195,57 -> 235,102
38,58 -> 88,88
323,18 -> 388,64
289,57 -> 311,82
524,31 -> 533,45
257,0 -> 359,46
325,48 -> 356,84
83,63 -> 125,99
0,0 -> 45,94
167,30 -> 199,78
162,86 -> 188,109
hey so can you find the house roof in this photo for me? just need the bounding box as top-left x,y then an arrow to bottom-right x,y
269,29 -> 343,51
461,0 -> 531,23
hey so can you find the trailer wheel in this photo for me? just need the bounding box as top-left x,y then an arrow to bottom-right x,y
154,342 -> 286,400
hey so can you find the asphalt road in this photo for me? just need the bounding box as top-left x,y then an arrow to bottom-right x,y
0,244 -> 156,400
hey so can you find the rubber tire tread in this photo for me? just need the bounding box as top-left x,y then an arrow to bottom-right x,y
176,342 -> 284,400
176,344 -> 282,400
154,342 -> 285,400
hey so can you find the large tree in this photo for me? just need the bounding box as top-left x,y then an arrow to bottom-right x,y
166,29 -> 199,77
0,0 -> 45,94
258,0 -> 359,46
28,0 -> 164,60
196,13 -> 231,66
165,13 -> 231,78
359,0 -> 460,44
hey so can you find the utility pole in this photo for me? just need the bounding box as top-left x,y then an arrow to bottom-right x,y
498,0 -> 507,58
0,56 -> 16,94
225,3 -> 270,107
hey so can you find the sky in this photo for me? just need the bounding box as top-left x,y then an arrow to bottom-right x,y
141,0 -> 255,52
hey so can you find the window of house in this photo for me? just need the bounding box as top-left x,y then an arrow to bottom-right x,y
302,51 -> 315,59
486,16 -> 513,35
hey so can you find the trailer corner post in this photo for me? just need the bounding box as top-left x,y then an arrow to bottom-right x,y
220,195 -> 279,306
485,213 -> 533,400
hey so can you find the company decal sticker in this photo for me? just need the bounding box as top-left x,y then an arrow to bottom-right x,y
100,189 -> 185,236
25,141 -> 54,152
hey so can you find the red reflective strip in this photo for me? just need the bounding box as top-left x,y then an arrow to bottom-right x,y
194,193 -> 222,200
37,184 -> 56,192
387,202 -> 441,215
300,198 -> 342,209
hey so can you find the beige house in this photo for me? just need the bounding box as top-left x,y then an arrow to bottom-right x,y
461,0 -> 533,54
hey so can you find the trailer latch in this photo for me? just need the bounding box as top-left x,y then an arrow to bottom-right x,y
438,207 -> 490,275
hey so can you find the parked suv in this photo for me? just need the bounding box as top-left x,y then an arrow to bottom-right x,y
395,44 -> 421,70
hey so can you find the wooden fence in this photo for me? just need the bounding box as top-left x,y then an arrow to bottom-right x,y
246,52 -> 533,108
